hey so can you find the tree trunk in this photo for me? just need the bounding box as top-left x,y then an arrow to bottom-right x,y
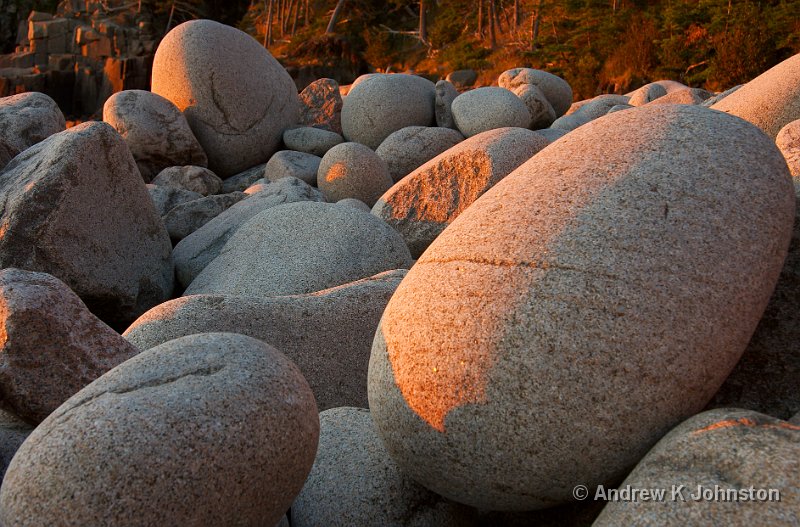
165,1 -> 176,36
477,0 -> 483,37
266,0 -> 273,46
304,0 -> 309,26
488,0 -> 496,48
291,0 -> 300,35
419,0 -> 427,44
514,0 -> 520,28
326,0 -> 346,33
531,0 -> 542,51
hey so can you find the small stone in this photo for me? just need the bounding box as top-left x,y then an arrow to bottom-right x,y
299,78 -> 343,135
102,90 -> 208,182
265,150 -> 321,186
451,87 -> 530,137
318,142 -> 393,206
151,165 -> 222,196
147,184 -> 204,217
647,87 -> 712,106
627,83 -> 667,106
184,202 -> 412,297
551,94 -> 630,131
512,83 -> 557,129
283,126 -> 343,157
446,69 -> 478,89
220,163 -> 267,193
0,333 -> 319,527
435,80 -> 459,129
375,126 -> 464,183
292,407 -> 478,527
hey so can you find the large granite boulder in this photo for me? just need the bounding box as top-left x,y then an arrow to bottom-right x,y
102,90 -> 208,182
0,268 -> 139,424
373,127 -> 548,258
151,20 -> 299,177
0,122 -> 174,329
125,270 -> 406,411
0,333 -> 319,527
185,202 -> 412,297
341,74 -> 436,149
367,105 -> 794,511
451,87 -> 530,137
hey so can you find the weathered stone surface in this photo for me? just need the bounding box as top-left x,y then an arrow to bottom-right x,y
708,176 -> 800,419
512,83 -> 557,129
173,177 -> 325,289
652,79 -> 689,93
336,198 -> 371,212
147,184 -> 203,217
446,69 -> 478,89
451,87 -> 530,137
163,192 -> 247,242
293,407 -> 478,527
0,268 -> 139,424
712,53 -> 800,139
152,20 -> 299,177
221,163 -> 267,193
318,142 -> 393,206
607,104 -> 633,114
534,128 -> 569,142
0,410 -> 32,484
0,122 -> 174,329
498,68 -> 574,117
594,409 -> 800,526
341,73 -> 435,150
373,127 -> 548,258
185,202 -> 412,297
151,165 -> 222,196
125,270 -> 406,410
265,150 -> 321,186
648,87 -> 712,106
299,77 -> 343,135
552,94 -> 630,131
628,82 -> 667,106
283,126 -> 343,157
0,92 -> 65,153
435,79 -> 459,129
0,139 -> 18,172
777,119 -> 800,178
375,126 -> 464,183
0,332 -> 319,527
102,90 -> 208,182
701,85 -> 742,107
367,105 -> 794,511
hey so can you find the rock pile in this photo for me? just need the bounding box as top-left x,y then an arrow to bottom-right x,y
0,16 -> 797,526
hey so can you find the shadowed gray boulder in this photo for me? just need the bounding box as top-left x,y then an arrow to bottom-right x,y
0,92 -> 65,154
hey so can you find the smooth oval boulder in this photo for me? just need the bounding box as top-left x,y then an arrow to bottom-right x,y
0,122 -> 174,329
0,268 -> 140,424
0,332 -> 319,527
151,20 -> 299,177
367,104 -> 794,511
373,127 -> 548,258
375,126 -> 464,183
283,126 -> 343,157
498,68 -> 573,117
593,409 -> 800,526
125,270 -> 406,410
102,90 -> 208,182
451,87 -> 530,137
185,202 -> 412,297
292,407 -> 477,527
552,94 -> 630,131
0,92 -> 65,154
341,74 -> 436,149
711,52 -> 800,139
628,83 -> 667,106
173,177 -> 325,289
265,150 -> 321,186
318,142 -> 393,206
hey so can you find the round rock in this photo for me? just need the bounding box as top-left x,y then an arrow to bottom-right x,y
292,407 -> 477,527
151,165 -> 222,196
283,126 -> 343,157
375,126 -> 464,183
318,142 -> 393,206
0,332 -> 319,527
184,202 -> 412,297
451,87 -> 530,137
367,104 -> 794,511
498,68 -> 574,117
341,73 -> 435,149
102,90 -> 208,182
151,20 -> 299,177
